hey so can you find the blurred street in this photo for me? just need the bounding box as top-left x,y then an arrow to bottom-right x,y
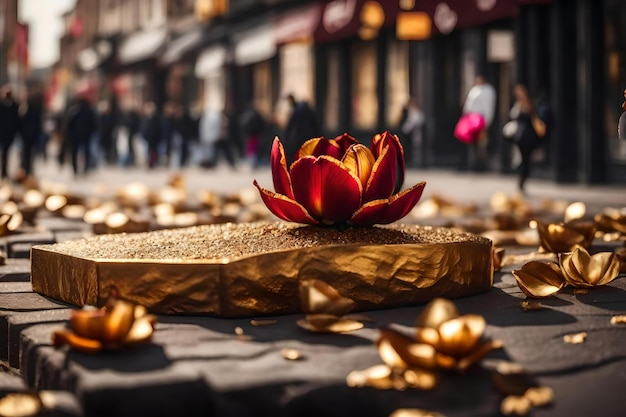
28,155 -> 626,216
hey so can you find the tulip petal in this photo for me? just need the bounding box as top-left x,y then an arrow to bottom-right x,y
290,156 -> 362,224
342,144 -> 375,188
297,137 -> 343,160
372,131 -> 405,190
350,181 -> 426,225
253,181 -> 318,224
334,133 -> 359,154
363,144 -> 397,202
270,137 -> 294,199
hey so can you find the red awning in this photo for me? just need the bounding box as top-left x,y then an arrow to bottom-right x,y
274,3 -> 324,45
314,0 -> 400,43
398,0 -> 519,39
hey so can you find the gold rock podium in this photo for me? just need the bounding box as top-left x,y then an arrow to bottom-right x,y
30,222 -> 493,317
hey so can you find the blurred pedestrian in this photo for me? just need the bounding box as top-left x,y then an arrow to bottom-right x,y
64,90 -> 97,177
198,107 -> 236,169
173,104 -> 198,167
140,101 -> 162,169
19,85 -> 44,177
121,102 -> 141,167
462,75 -> 496,171
0,86 -> 20,180
97,100 -> 117,165
283,94 -> 320,164
161,101 -> 177,166
506,84 -> 545,193
398,97 -> 425,167
239,103 -> 266,168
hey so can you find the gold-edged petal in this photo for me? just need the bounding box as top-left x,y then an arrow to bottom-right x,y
350,181 -> 426,226
333,132 -> 359,154
512,261 -> 566,298
296,137 -> 342,160
290,155 -> 362,223
341,144 -> 376,187
371,131 -> 405,189
269,137 -> 294,199
253,181 -> 318,224
363,144 -> 397,202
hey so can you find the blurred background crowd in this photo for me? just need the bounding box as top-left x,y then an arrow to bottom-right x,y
0,0 -> 625,185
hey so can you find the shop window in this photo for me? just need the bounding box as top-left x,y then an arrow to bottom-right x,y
385,40 -> 409,128
325,49 -> 340,132
351,41 -> 377,130
204,70 -> 224,111
277,43 -> 315,127
253,60 -> 273,118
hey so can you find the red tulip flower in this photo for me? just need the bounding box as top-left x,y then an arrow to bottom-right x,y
253,131 -> 426,226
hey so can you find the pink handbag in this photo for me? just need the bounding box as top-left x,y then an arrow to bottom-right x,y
454,113 -> 486,144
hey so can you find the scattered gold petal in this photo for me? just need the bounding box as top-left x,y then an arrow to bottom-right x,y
512,261 -> 566,298
500,395 -> 533,416
536,221 -> 591,253
299,279 -> 355,316
416,298 -> 459,329
297,315 -> 364,333
0,393 -> 41,417
573,288 -> 590,295
520,300 -> 543,311
524,386 -> 554,407
564,202 -> 586,223
402,368 -> 439,390
563,332 -> 587,344
346,365 -> 395,390
280,348 -> 303,360
250,319 -> 278,326
610,315 -> 626,325
559,248 -> 621,288
496,361 -> 526,375
234,326 -> 244,336
377,327 -> 437,370
493,247 -> 505,272
389,408 -> 445,417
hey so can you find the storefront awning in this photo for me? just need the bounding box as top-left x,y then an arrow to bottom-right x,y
273,3 -> 323,45
118,28 -> 167,65
161,28 -> 205,65
233,24 -> 276,66
397,0 -> 519,40
195,45 -> 227,77
314,0 -> 399,43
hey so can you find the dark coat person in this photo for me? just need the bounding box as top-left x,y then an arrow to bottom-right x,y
284,94 -> 320,164
20,91 -> 44,176
65,96 -> 97,177
0,88 -> 20,179
140,102 -> 162,168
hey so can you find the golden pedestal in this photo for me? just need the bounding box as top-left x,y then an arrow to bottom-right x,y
30,222 -> 493,317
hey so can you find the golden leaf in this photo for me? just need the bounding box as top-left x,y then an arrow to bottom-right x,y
559,248 -> 621,288
0,393 -> 41,417
564,201 -> 586,223
524,386 -> 554,407
346,364 -> 395,390
536,221 -> 591,253
500,395 -> 533,416
512,261 -> 566,298
297,314 -> 363,333
250,319 -> 278,326
280,348 -> 303,360
520,300 -> 543,311
389,408 -> 445,417
299,279 -> 355,316
563,332 -> 587,344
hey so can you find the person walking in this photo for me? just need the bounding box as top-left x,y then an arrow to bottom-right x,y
462,75 -> 496,171
0,86 -> 20,180
398,97 -> 425,168
283,94 -> 320,164
140,101 -> 162,169
64,91 -> 98,177
507,84 -> 545,193
239,103 -> 266,169
19,86 -> 44,177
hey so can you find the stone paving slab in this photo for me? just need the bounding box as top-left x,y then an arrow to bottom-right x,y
15,271 -> 626,417
0,259 -> 31,282
0,281 -> 32,293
